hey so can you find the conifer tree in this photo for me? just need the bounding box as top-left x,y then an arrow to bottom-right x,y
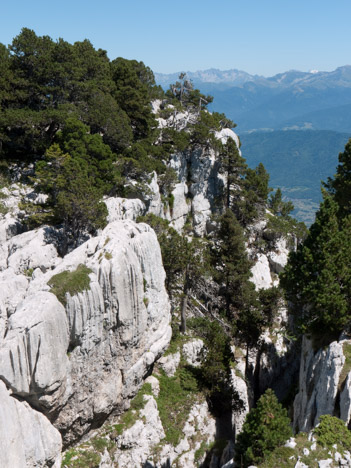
281,194 -> 351,335
281,138 -> 351,336
269,187 -> 294,217
218,139 -> 247,209
235,388 -> 292,467
325,139 -> 351,216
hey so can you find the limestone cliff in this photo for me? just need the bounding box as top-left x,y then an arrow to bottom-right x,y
0,103 -> 300,467
0,192 -> 171,465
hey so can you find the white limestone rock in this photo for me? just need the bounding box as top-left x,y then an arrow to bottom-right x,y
168,181 -> 190,232
250,253 -> 272,290
230,363 -> 250,435
145,375 -> 160,397
167,145 -> 225,235
295,462 -> 309,468
7,227 -> 59,274
40,220 -> 171,443
145,172 -> 164,217
182,338 -> 204,367
285,438 -> 297,448
340,371 -> 351,424
104,197 -> 146,223
0,267 -> 28,315
0,215 -> 22,244
267,237 -> 289,274
0,218 -> 171,446
318,460 -> 333,468
0,380 -> 62,468
158,351 -> 181,376
0,291 -> 69,409
115,395 -> 165,467
188,147 -> 224,236
294,337 -> 346,432
214,128 -> 240,150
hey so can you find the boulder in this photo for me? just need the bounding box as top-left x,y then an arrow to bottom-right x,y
0,291 -> 69,409
294,337 -> 346,432
250,253 -> 272,290
0,380 -> 62,468
104,197 -> 145,223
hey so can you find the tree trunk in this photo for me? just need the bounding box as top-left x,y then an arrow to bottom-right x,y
180,273 -> 190,333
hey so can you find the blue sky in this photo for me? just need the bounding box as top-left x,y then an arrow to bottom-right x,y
1,0 -> 350,76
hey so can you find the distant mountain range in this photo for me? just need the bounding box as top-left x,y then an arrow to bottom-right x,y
155,66 -> 351,224
155,66 -> 351,133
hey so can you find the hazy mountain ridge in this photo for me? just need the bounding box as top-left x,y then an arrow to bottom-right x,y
156,66 -> 351,224
155,66 -> 351,132
156,66 -> 351,90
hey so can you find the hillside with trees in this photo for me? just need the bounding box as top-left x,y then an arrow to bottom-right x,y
2,28 -> 351,468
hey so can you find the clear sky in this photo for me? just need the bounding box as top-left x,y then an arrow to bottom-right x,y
1,0 -> 350,76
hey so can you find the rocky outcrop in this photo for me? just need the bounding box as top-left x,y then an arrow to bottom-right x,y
0,380 -> 62,468
293,336 -> 351,432
104,197 -> 146,223
0,216 -> 171,459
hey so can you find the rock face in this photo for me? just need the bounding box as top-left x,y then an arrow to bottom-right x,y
0,380 -> 62,468
0,215 -> 171,460
293,336 -> 351,432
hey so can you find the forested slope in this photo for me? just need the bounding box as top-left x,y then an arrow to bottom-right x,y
1,28 -> 351,468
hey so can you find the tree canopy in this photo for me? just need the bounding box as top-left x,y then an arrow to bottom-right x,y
281,138 -> 351,336
235,388 -> 292,467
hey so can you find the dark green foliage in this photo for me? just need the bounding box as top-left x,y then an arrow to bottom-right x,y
32,141 -> 109,239
191,110 -> 223,147
0,28 -> 162,162
188,317 -> 236,414
213,210 -> 260,341
266,186 -> 307,244
281,194 -> 351,335
235,388 -> 292,467
314,415 -> 351,451
258,287 -> 282,328
160,127 -> 190,153
212,209 -> 280,347
218,139 -> 247,209
269,188 -> 294,217
238,162 -> 272,224
111,57 -> 158,140
325,139 -> 351,217
57,118 -> 119,194
265,214 -> 308,245
166,73 -> 213,112
139,213 -> 209,332
48,264 -> 92,306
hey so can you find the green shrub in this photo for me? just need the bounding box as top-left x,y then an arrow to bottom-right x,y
235,389 -> 292,467
314,415 -> 351,450
265,214 -> 307,245
48,264 -> 92,306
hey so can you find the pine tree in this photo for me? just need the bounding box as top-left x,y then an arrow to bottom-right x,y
218,139 -> 247,209
281,193 -> 351,335
269,187 -> 294,217
325,139 -> 351,216
235,389 -> 292,467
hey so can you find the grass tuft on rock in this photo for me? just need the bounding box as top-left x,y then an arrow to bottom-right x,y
48,264 -> 92,306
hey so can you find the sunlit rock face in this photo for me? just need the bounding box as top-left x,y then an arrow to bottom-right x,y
293,336 -> 351,433
0,218 -> 171,452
